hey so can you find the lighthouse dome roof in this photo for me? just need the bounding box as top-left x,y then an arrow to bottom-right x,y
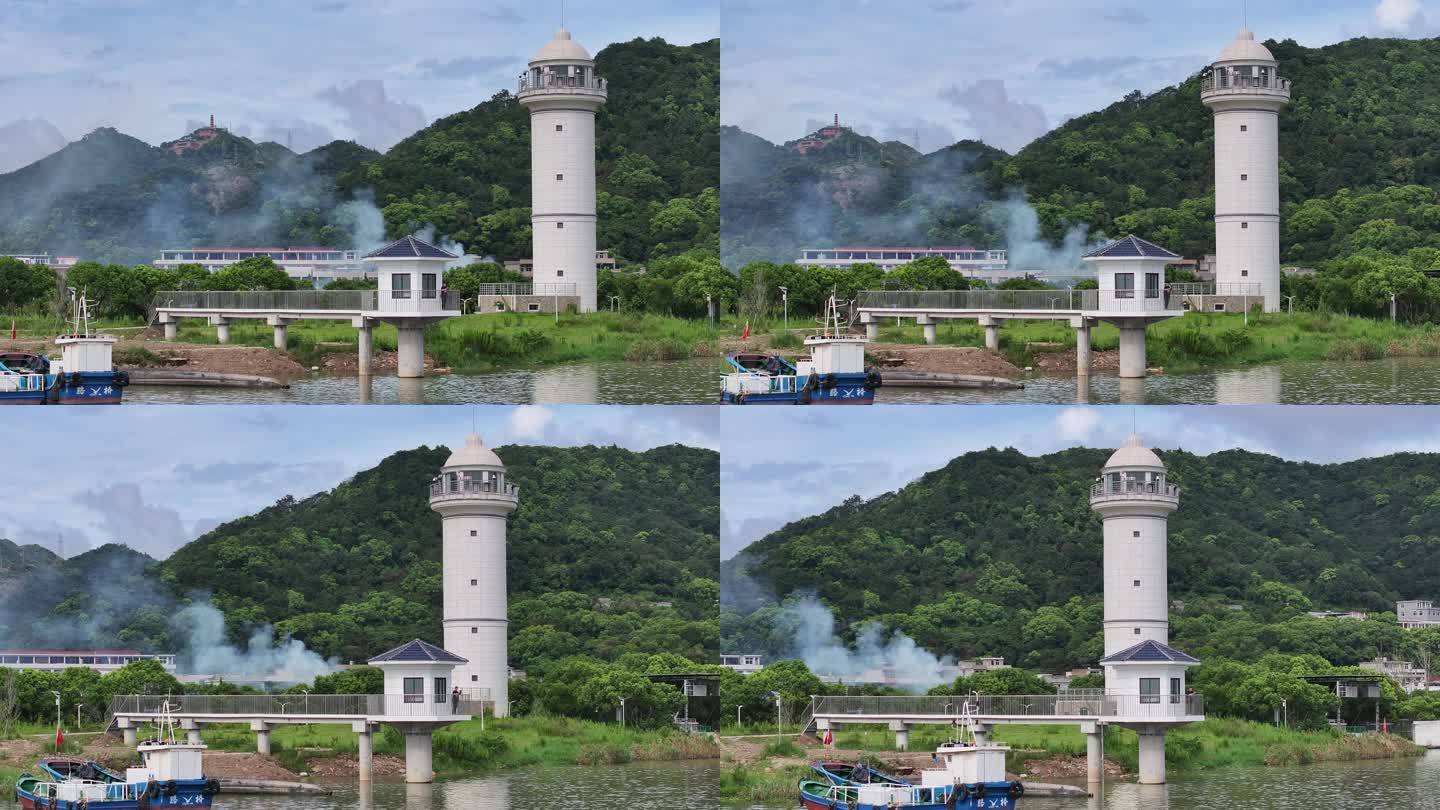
1217,27 -> 1276,63
1104,434 -> 1166,470
532,28 -> 592,63
444,434 -> 504,468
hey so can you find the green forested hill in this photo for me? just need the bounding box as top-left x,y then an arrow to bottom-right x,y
2,444 -> 719,671
722,446 -> 1440,672
723,35 -> 1440,272
342,37 -> 719,264
0,37 -> 718,268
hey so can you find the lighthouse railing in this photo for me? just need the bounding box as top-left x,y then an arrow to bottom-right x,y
1089,479 -> 1181,499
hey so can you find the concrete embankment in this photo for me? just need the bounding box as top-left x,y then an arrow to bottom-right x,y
879,371 -> 1023,389
125,369 -> 289,388
218,778 -> 330,795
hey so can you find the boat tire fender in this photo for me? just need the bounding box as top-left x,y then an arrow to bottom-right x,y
114,370 -> 130,387
1008,782 -> 1024,799
866,368 -> 881,389
204,778 -> 221,796
164,779 -> 178,797
146,779 -> 160,799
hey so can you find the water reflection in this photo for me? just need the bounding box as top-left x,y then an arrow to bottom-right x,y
220,760 -> 712,810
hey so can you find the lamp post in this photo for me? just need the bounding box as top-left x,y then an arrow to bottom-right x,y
619,697 -> 627,729
737,705 -> 744,728
779,286 -> 789,330
1391,293 -> 1398,322
51,691 -> 61,750
774,693 -> 782,746
76,704 -> 83,730
705,293 -> 714,325
1283,295 -> 1295,315
609,295 -> 620,312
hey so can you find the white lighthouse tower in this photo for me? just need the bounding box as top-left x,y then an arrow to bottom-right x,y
429,435 -> 520,716
1200,27 -> 1291,313
1089,434 -> 1200,785
518,27 -> 608,313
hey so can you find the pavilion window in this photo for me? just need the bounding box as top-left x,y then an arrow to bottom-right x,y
1115,273 -> 1135,299
391,274 -> 412,299
403,677 -> 424,703
1170,677 -> 1183,703
433,677 -> 447,704
422,273 -> 438,299
1145,273 -> 1160,299
1140,678 -> 1160,704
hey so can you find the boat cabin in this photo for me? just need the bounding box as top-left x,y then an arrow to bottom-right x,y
129,741 -> 206,783
917,741 -> 1010,788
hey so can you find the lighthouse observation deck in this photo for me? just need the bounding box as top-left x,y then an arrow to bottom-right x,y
517,73 -> 608,101
1200,72 -> 1290,103
1089,477 -> 1180,506
429,476 -> 520,506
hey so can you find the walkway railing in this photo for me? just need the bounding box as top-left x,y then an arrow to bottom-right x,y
429,479 -> 520,499
811,693 -> 1204,720
518,75 -> 608,95
1168,282 -> 1263,297
1090,479 -> 1181,500
109,690 -> 490,719
153,290 -> 466,312
857,289 -> 1098,312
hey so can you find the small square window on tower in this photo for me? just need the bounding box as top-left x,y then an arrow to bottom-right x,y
557,222 -> 564,229
1241,222 -> 1249,229
556,173 -> 564,181
1242,270 -> 1249,277
1240,124 -> 1248,132
1132,530 -> 1140,537
1134,579 -> 1141,587
1240,174 -> 1248,181
470,579 -> 477,586
471,675 -> 478,682
555,124 -> 563,132
1134,628 -> 1141,634
471,627 -> 478,634
556,270 -> 565,277
469,530 -> 477,536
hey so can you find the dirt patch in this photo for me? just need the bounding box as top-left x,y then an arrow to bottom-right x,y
305,754 -> 406,778
1020,754 -> 1123,779
320,349 -> 442,375
199,752 -> 302,781
0,335 -> 313,378
868,345 -> 1023,378
1033,348 -> 1120,373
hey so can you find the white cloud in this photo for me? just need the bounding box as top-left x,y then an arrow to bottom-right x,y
1376,0 -> 1422,29
1056,407 -> 1102,442
508,405 -> 555,439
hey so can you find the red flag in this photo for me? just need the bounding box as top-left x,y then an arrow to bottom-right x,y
823,728 -> 833,747
55,727 -> 64,751
741,322 -> 751,340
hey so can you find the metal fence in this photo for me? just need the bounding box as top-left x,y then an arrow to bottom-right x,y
856,289 -> 1099,312
811,693 -> 1204,720
153,290 -> 464,312
1168,283 -> 1264,297
109,690 -> 491,719
475,283 -> 578,297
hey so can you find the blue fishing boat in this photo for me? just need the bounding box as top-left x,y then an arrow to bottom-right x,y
812,760 -> 910,787
0,292 -> 128,405
16,706 -> 219,808
721,296 -> 877,405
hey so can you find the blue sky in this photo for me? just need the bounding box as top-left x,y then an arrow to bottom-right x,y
0,0 -> 717,163
723,0 -> 1431,153
0,405 -> 717,561
721,405 -> 1440,558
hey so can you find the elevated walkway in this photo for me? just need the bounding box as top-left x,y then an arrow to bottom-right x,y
809,693 -> 1204,785
109,692 -> 487,783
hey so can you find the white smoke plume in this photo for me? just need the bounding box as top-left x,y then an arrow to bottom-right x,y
782,594 -> 954,693
990,191 -> 1105,276
175,603 -> 336,684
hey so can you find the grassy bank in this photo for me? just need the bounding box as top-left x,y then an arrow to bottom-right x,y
169,312 -> 723,372
866,311 -> 1440,373
718,719 -> 1422,803
200,715 -> 717,775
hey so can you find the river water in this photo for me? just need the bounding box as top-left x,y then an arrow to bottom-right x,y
219,759 -> 714,810
744,750 -> 1440,809
123,356 -> 1440,405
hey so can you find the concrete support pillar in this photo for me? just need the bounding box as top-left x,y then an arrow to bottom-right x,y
396,326 -> 425,379
918,317 -> 937,345
1137,729 -> 1166,785
272,324 -> 288,351
1118,324 -> 1148,379
980,317 -> 1001,350
358,729 -> 374,782
357,325 -> 374,376
122,727 -> 137,746
162,321 -> 178,341
214,320 -> 231,344
251,721 -> 272,756
1086,731 -> 1103,784
404,730 -> 434,784
889,720 -> 910,751
971,724 -> 990,745
180,719 -> 202,745
1075,321 -> 1092,377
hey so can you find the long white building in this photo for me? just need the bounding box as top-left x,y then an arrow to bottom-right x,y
518,28 -> 607,312
153,247 -> 366,288
429,435 -> 520,716
798,246 -> 1009,278
1200,27 -> 1290,312
1398,599 -> 1440,629
0,650 -> 176,674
